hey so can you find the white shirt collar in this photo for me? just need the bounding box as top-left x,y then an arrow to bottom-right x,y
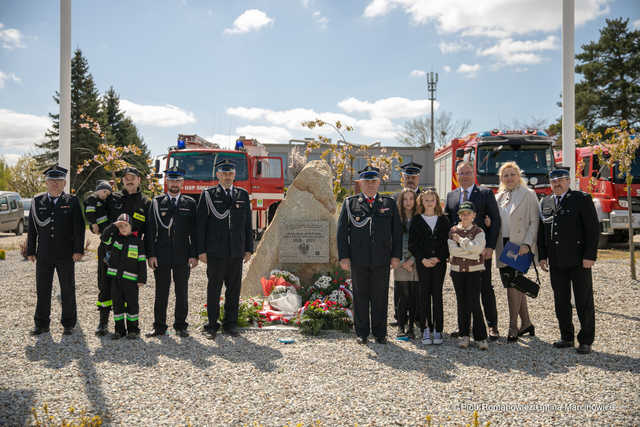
463,184 -> 475,194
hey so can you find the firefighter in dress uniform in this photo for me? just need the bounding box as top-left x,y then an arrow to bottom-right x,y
391,161 -> 423,327
337,166 -> 402,344
27,165 -> 85,336
196,159 -> 253,339
146,167 -> 198,338
538,167 -> 599,354
84,180 -> 115,336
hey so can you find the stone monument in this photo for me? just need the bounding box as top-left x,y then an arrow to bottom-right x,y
241,160 -> 338,296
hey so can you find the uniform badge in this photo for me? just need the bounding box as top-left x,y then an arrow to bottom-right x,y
358,197 -> 363,202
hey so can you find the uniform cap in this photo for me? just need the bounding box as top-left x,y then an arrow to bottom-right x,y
121,166 -> 141,177
458,201 -> 476,213
357,165 -> 380,180
43,165 -> 68,180
549,167 -> 570,181
216,159 -> 236,172
164,166 -> 185,180
400,161 -> 423,176
95,180 -> 112,192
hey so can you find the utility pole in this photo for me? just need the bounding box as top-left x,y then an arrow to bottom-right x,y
562,0 -> 575,188
427,72 -> 438,146
60,0 -> 71,193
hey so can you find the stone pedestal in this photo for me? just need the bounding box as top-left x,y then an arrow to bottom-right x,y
241,160 -> 338,296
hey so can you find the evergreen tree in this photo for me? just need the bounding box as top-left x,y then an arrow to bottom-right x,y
551,18 -> 640,141
36,49 -> 104,194
100,87 -> 152,182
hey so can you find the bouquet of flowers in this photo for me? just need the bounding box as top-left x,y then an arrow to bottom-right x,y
259,269 -> 302,322
199,297 -> 267,328
306,266 -> 353,309
298,299 -> 352,335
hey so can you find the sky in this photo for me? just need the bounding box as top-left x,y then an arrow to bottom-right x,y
0,0 -> 638,165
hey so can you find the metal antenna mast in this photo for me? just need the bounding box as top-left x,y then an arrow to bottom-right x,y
427,72 -> 438,146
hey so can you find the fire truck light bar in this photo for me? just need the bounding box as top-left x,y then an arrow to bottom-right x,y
479,129 -> 548,137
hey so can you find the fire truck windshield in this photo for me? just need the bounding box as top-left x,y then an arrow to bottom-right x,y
476,145 -> 553,176
168,151 -> 249,181
612,157 -> 640,184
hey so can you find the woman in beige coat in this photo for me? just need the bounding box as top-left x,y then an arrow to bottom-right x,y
494,162 -> 539,342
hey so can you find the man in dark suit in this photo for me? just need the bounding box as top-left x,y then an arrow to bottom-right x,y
196,159 -> 253,339
444,161 -> 501,340
538,168 -> 599,354
390,161 -> 423,327
27,165 -> 85,336
146,167 -> 198,338
337,166 -> 402,344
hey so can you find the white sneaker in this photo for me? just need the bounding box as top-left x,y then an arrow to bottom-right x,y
458,336 -> 470,348
477,339 -> 488,350
422,329 -> 432,345
432,331 -> 443,345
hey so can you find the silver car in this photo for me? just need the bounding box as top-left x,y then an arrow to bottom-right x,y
0,191 -> 25,235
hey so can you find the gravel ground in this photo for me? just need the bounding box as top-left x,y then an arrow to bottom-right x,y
0,247 -> 639,426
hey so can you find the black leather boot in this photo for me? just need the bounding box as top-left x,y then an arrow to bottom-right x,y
95,309 -> 110,336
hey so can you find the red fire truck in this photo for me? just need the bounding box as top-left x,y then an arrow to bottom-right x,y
434,129 -> 556,201
555,146 -> 640,247
155,135 -> 285,239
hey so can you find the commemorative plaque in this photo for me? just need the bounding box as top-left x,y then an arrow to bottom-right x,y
279,220 -> 329,263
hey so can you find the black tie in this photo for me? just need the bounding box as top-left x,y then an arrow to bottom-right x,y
226,189 -> 231,199
555,195 -> 561,207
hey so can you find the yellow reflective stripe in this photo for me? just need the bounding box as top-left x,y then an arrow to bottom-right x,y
85,206 -> 96,212
96,216 -> 108,224
122,272 -> 138,281
96,300 -> 112,307
138,254 -> 146,261
113,242 -> 123,250
133,212 -> 145,222
106,268 -> 117,277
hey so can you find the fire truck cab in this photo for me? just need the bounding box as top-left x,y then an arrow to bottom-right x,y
555,146 -> 640,247
435,129 -> 556,200
157,135 -> 285,239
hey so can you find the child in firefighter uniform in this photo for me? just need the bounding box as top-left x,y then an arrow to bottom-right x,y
101,213 -> 147,339
84,180 -> 114,335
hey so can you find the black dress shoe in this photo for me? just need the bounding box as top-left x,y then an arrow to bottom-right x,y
356,337 -> 368,345
375,337 -> 387,344
111,332 -> 125,340
176,329 -> 189,337
553,339 -> 574,348
450,331 -> 460,338
29,327 -> 49,336
507,335 -> 518,343
63,328 -> 73,336
518,325 -> 535,337
576,344 -> 592,354
204,329 -> 217,339
145,330 -> 166,338
225,327 -> 240,337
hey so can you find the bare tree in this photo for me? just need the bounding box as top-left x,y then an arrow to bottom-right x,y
397,110 -> 471,148
499,117 -> 550,131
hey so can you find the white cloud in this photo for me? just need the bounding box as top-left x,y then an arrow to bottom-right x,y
224,9 -> 274,35
120,100 -> 196,127
205,133 -> 238,149
312,11 -> 329,29
0,109 -> 51,152
410,69 -> 426,78
362,0 -> 609,37
2,153 -> 21,166
632,19 -> 640,30
0,71 -> 21,88
301,0 -> 311,7
439,40 -> 472,53
235,125 -> 292,144
0,23 -> 25,49
457,63 -> 480,78
443,65 -> 452,72
338,97 -> 429,119
227,106 -> 356,131
478,36 -> 557,65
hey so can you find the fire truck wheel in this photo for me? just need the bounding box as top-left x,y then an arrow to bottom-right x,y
597,234 -> 609,249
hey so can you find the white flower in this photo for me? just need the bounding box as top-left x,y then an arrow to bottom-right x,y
314,275 -> 332,289
328,290 -> 341,303
272,285 -> 288,295
336,291 -> 348,307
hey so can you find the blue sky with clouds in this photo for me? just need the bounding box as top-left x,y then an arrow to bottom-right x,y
0,0 -> 638,164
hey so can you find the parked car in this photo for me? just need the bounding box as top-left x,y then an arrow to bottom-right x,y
0,191 -> 25,235
22,198 -> 32,232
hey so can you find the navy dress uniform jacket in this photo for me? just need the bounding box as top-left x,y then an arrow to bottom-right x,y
196,185 -> 254,258
147,194 -> 198,265
337,193 -> 403,266
444,185 -> 501,250
27,192 -> 85,260
538,190 -> 599,268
